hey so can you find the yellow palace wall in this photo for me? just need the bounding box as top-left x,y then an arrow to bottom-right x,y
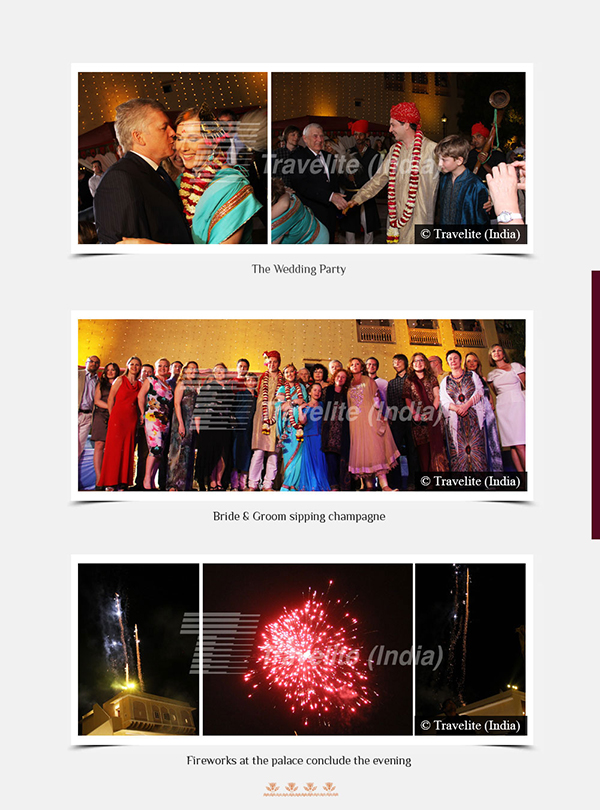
78,319 -> 504,377
79,72 -> 268,136
272,72 -> 464,140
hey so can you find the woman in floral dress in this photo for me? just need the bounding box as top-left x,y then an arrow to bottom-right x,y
137,358 -> 174,490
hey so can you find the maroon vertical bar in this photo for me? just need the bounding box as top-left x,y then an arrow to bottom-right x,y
594,272 -> 599,538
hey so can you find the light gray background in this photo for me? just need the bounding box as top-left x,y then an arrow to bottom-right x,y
5,11 -> 596,810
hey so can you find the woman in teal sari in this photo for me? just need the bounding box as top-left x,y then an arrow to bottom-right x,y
175,105 -> 262,244
271,177 -> 329,245
275,364 -> 307,491
118,105 -> 262,246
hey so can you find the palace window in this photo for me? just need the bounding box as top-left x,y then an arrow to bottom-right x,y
451,320 -> 485,348
435,72 -> 450,97
384,73 -> 405,92
356,320 -> 396,344
411,72 -> 429,94
407,319 -> 440,346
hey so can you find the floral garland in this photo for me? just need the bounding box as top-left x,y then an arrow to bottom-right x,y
386,128 -> 424,243
179,152 -> 228,226
284,380 -> 305,442
261,370 -> 284,435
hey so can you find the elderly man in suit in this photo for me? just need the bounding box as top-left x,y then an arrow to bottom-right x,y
93,98 -> 192,244
289,123 -> 347,243
78,355 -> 100,461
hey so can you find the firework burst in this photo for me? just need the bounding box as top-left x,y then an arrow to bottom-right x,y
244,583 -> 372,727
440,564 -> 470,704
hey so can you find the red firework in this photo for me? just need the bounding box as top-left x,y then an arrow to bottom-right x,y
244,586 -> 371,726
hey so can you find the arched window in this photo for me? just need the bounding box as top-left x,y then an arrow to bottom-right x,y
133,700 -> 147,720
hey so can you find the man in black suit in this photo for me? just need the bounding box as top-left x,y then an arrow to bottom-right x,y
94,98 -> 192,244
289,123 -> 347,243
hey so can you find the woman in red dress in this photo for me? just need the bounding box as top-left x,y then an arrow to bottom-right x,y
98,357 -> 142,490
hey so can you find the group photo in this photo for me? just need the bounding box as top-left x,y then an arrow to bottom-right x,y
76,316 -> 528,496
271,70 -> 527,245
77,71 -> 268,246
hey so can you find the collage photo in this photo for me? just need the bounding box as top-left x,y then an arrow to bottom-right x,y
65,54 -> 572,808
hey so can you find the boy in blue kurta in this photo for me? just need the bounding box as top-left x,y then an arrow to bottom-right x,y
435,135 -> 490,226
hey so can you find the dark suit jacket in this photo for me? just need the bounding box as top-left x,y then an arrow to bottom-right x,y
289,146 -> 341,242
93,152 -> 192,244
342,145 -> 382,234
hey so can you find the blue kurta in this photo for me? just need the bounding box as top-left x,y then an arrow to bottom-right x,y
438,168 -> 489,226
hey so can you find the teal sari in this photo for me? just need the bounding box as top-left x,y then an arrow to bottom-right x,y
177,166 -> 261,244
271,194 -> 329,244
275,382 -> 307,491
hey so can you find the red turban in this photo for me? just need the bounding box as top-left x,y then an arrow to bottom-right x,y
263,350 -> 281,364
349,119 -> 369,134
471,122 -> 490,137
390,102 -> 421,126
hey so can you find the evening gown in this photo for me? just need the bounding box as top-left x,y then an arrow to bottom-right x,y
298,405 -> 330,491
90,384 -> 110,442
487,363 -> 526,446
98,377 -> 142,487
144,377 -> 174,457
440,371 -> 488,472
166,384 -> 198,491
347,378 -> 400,476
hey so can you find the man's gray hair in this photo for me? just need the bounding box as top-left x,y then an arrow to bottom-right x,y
303,122 -> 323,137
114,98 -> 168,153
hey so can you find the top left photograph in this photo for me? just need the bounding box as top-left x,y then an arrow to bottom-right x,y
75,70 -> 268,249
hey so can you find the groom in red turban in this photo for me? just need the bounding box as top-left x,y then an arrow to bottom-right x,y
247,351 -> 283,491
346,102 -> 438,243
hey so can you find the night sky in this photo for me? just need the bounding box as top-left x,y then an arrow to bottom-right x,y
415,564 -> 525,715
203,563 -> 413,736
78,563 -> 199,731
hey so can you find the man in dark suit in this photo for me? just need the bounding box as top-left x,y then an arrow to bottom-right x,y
289,123 -> 347,243
94,98 -> 192,244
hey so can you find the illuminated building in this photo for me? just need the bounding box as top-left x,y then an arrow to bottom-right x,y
81,690 -> 196,736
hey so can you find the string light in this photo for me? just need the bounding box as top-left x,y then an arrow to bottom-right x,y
77,319 -> 516,376
78,72 -> 267,137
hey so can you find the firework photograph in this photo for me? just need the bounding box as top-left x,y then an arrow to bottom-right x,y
203,563 -> 413,736
415,563 -> 526,735
77,562 -> 199,736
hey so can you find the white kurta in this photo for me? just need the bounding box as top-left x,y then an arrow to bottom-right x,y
352,136 -> 439,244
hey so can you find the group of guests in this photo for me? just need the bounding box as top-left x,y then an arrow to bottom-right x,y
270,103 -> 525,245
79,99 -> 266,245
78,344 -> 525,492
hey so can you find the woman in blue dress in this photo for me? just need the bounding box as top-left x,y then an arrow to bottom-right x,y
298,383 -> 331,491
275,365 -> 307,491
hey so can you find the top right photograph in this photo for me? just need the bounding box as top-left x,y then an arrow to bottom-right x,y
271,70 -> 528,248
